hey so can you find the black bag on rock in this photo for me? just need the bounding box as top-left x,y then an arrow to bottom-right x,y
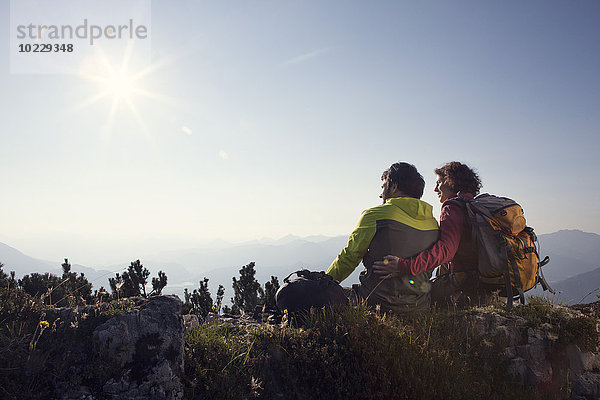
275,270 -> 348,313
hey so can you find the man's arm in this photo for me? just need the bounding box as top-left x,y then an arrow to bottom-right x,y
326,210 -> 376,282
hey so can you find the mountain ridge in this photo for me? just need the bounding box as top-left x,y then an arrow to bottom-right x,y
1,229 -> 599,304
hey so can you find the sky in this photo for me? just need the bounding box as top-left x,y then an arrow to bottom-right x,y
1,0 -> 599,266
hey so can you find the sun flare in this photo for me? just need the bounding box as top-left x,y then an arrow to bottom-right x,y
72,43 -> 175,137
103,70 -> 137,101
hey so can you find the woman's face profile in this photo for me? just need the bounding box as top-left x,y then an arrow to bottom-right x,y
434,174 -> 457,203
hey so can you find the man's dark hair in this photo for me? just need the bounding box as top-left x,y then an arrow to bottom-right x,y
434,161 -> 482,195
382,162 -> 425,199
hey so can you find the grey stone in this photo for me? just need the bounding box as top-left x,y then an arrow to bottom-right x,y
464,305 -> 600,393
582,352 -> 600,372
183,314 -> 200,331
466,310 -> 526,347
571,372 -> 600,398
507,357 -> 527,384
204,312 -> 219,323
505,346 -> 517,359
93,295 -> 185,400
59,385 -> 93,400
568,345 -> 586,374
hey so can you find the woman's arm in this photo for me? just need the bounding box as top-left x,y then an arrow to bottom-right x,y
373,203 -> 465,277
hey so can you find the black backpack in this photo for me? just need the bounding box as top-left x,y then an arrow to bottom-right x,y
275,270 -> 348,313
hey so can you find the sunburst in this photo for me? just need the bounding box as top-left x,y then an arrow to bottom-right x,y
72,40 -> 176,138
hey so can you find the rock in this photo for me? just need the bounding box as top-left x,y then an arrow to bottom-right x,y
465,304 -> 600,398
466,310 -> 527,347
38,296 -> 600,400
183,314 -> 200,331
568,344 -> 600,375
59,385 -> 93,400
567,345 -> 587,374
204,312 -> 219,323
93,295 -> 185,400
571,372 -> 600,399
507,357 -> 527,384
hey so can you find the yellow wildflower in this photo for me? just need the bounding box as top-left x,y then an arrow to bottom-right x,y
39,320 -> 49,328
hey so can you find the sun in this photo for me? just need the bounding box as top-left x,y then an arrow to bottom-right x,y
72,43 -> 174,136
79,50 -> 147,127
103,70 -> 137,101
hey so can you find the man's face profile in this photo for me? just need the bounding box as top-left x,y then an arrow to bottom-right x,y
380,176 -> 396,203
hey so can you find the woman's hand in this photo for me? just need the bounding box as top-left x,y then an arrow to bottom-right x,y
372,255 -> 400,278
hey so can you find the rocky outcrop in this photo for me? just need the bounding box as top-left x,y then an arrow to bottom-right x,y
465,304 -> 600,400
43,297 -> 600,400
183,313 -> 200,331
55,295 -> 185,400
93,295 -> 185,400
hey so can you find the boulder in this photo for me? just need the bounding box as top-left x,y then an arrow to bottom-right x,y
183,314 -> 200,331
465,304 -> 600,399
92,295 -> 184,400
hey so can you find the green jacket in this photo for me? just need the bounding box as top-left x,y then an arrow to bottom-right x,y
326,197 -> 439,314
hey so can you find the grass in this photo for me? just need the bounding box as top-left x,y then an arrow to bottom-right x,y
506,296 -> 598,349
2,288 -> 598,400
184,304 -> 539,400
0,288 -> 135,399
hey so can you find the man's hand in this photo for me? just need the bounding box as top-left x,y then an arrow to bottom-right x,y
372,255 -> 400,278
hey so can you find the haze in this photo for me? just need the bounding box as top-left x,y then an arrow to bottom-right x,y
1,1 -> 599,266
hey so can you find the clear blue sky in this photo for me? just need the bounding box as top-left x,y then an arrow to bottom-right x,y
1,1 -> 599,265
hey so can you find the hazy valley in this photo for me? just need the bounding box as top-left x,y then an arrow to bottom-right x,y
1,229 -> 599,305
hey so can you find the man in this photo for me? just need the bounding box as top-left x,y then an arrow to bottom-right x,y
326,162 -> 439,314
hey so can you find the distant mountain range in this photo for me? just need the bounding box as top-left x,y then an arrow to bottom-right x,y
0,242 -> 114,287
0,235 -> 357,300
530,230 -> 600,304
1,229 -> 599,305
113,235 -> 359,299
535,230 -> 600,283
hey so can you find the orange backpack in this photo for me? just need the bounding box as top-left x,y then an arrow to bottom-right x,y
448,193 -> 552,308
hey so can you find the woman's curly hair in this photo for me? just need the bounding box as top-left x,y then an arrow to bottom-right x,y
435,162 -> 482,195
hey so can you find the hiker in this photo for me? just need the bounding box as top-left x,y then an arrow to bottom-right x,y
325,162 -> 439,314
372,161 -> 492,307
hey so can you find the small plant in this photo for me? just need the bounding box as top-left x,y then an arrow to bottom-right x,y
231,262 -> 263,314
260,276 -> 280,309
29,317 -> 49,352
108,260 -> 167,299
183,278 -> 214,318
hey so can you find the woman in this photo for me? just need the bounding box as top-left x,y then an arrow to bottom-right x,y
372,161 -> 488,307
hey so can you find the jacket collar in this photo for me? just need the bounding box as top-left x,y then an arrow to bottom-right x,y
386,197 -> 434,219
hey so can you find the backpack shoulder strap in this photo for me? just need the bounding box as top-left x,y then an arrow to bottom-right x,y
284,269 -> 309,283
443,194 -> 490,229
442,193 -> 469,209
284,270 -> 331,283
